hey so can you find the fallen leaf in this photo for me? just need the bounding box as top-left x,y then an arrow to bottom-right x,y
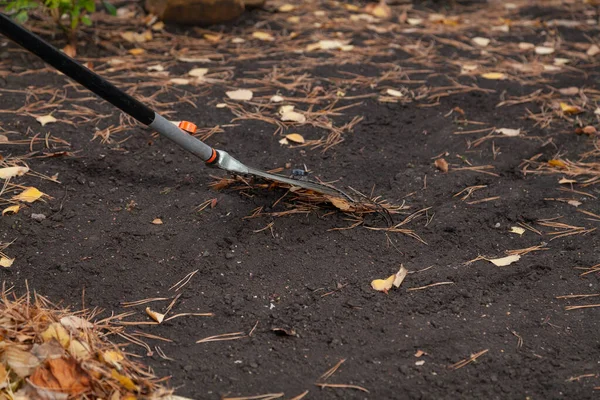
548,159 -> 567,169
128,48 -> 145,56
68,340 -> 91,360
0,363 -> 7,387
280,111 -> 306,123
152,218 -> 163,225
2,204 -> 20,215
518,42 -> 535,50
371,275 -> 395,293
36,114 -> 57,126
393,265 -> 408,288
472,37 -> 490,47
188,68 -> 208,78
415,350 -> 426,357
60,316 -> 93,331
216,103 -> 227,108
4,345 -> 41,377
278,138 -> 289,145
364,1 -> 391,19
558,87 -> 579,96
306,40 -> 353,52
226,89 -> 253,101
177,56 -> 211,63
203,33 -> 221,43
0,166 -> 29,179
481,72 -> 507,80
386,89 -> 404,98
496,128 -> 520,137
252,31 -> 275,41
285,133 -> 305,144
0,257 -> 14,268
534,46 -> 555,55
41,323 -> 70,348
0,134 -> 8,142
581,126 -> 597,135
487,254 -> 521,267
111,369 -> 139,391
509,226 -> 525,235
568,200 -> 582,207
13,187 -> 44,203
271,327 -> 298,336
101,350 -> 124,368
434,158 -> 449,172
587,44 -> 600,57
553,57 -> 570,66
270,95 -> 284,103
151,21 -> 164,31
62,44 -> 76,57
326,196 -> 354,211
147,64 -> 164,72
560,102 -> 583,114
278,4 -> 295,12
559,178 -> 577,184
170,78 -> 192,86
30,357 -> 91,394
120,31 -> 152,43
415,360 -> 425,366
406,18 -> 423,25
145,307 -> 164,323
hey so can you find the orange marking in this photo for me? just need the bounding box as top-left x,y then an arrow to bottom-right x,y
178,121 -> 197,134
206,149 -> 218,164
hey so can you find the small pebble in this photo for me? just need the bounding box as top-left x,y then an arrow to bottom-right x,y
31,213 -> 46,222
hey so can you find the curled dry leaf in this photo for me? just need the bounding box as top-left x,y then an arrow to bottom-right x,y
285,133 -> 305,144
252,31 -> 275,41
145,307 -> 165,323
434,158 -> 449,172
226,89 -> 253,101
152,218 -> 163,225
560,102 -> 583,114
487,254 -> 521,267
2,205 -> 20,215
279,106 -> 306,123
36,114 -> 57,126
41,323 -> 70,348
0,166 -> 29,179
568,200 -> 582,207
0,256 -> 14,268
188,68 -> 208,78
371,265 -> 408,293
13,187 -> 44,203
30,357 -> 91,395
496,128 -> 520,137
481,72 -> 507,80
393,265 -> 408,288
509,226 -> 525,235
472,37 -> 490,47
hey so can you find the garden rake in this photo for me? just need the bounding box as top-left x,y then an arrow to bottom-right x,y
0,14 -> 352,200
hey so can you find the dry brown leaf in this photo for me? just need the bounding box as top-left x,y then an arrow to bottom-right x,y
60,316 -> 93,331
128,48 -> 145,56
548,159 -> 567,169
567,200 -> 582,207
386,89 -> 404,98
151,218 -> 163,225
279,4 -> 295,12
434,158 -> 449,172
145,307 -> 165,323
30,358 -> 91,395
393,265 -> 408,288
62,44 -> 76,57
120,31 -> 152,43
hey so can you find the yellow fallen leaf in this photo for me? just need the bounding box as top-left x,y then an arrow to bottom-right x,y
548,159 -> 567,169
364,1 -> 391,19
145,307 -> 164,323
151,21 -> 165,31
13,187 -> 44,203
509,226 -> 525,235
279,4 -> 295,12
226,89 -> 253,101
36,114 -> 57,126
487,254 -> 521,267
0,166 -> 29,179
152,218 -> 163,225
41,322 -> 70,348
203,33 -> 221,43
69,340 -> 91,360
2,205 -> 20,215
111,369 -> 139,391
102,350 -> 124,367
128,48 -> 145,56
252,31 -> 274,41
559,102 -> 583,114
344,4 -> 359,11
285,133 -> 305,144
120,31 -> 152,43
481,72 -> 507,80
371,275 -> 395,293
0,257 -> 14,268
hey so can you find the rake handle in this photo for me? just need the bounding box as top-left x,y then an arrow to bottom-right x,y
0,13 -> 218,162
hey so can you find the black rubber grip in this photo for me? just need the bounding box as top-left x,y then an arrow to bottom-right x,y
0,13 -> 156,125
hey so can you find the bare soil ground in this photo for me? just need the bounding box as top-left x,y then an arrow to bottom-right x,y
1,0 -> 600,399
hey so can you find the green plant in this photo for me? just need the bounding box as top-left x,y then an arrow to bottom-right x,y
1,0 -> 116,42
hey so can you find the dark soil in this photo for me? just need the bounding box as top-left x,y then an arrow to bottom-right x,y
1,1 -> 599,399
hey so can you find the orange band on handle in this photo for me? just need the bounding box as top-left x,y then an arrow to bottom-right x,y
205,148 -> 218,164
178,121 -> 197,134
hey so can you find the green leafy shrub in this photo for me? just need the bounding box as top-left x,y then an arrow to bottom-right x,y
1,0 -> 116,41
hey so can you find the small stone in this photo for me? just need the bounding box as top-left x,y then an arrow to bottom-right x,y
88,181 -> 96,188
225,252 -> 235,259
76,176 -> 86,185
494,222 -> 501,228
183,365 -> 193,372
31,213 -> 46,222
202,251 -> 210,257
